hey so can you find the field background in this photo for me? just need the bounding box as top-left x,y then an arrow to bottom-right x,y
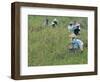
28,15 -> 88,66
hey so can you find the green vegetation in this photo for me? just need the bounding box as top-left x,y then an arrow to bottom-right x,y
28,15 -> 88,66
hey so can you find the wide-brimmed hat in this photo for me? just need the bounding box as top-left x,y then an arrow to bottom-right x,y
69,33 -> 76,38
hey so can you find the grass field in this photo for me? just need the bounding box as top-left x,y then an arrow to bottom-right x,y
28,15 -> 88,66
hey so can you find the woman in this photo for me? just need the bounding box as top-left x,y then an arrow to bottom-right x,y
68,36 -> 83,53
73,21 -> 80,35
71,37 -> 84,52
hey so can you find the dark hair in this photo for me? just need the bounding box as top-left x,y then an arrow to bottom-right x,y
69,23 -> 73,25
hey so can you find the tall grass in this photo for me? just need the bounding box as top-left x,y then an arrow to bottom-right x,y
28,15 -> 88,66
